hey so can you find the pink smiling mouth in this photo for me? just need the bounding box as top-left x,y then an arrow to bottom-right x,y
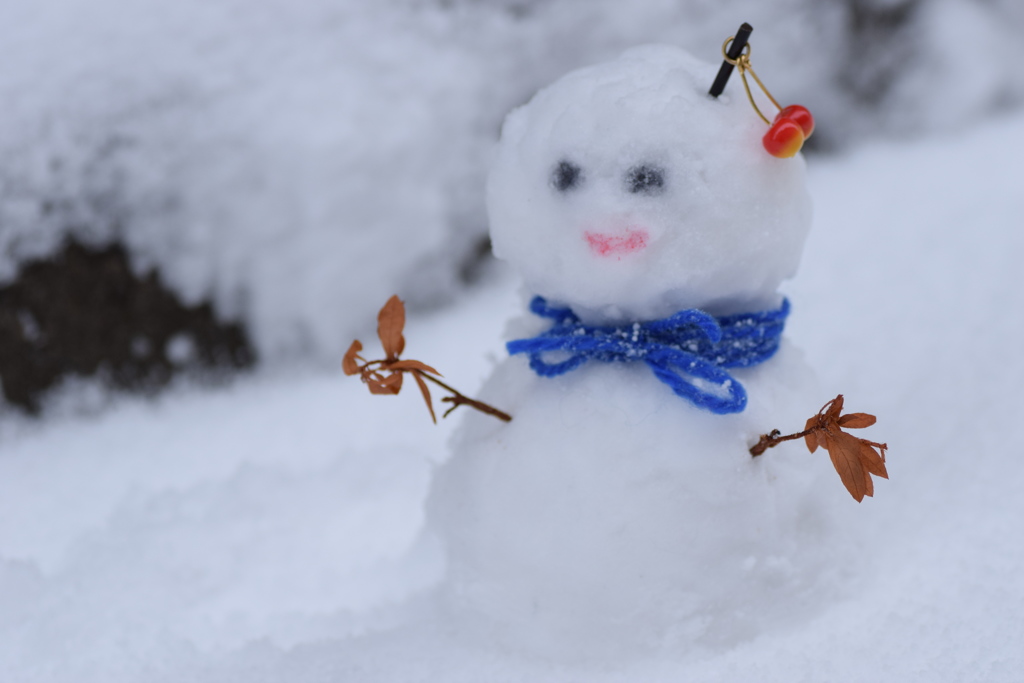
584,227 -> 649,258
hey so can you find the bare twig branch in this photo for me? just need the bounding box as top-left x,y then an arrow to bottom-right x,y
750,427 -> 814,456
422,373 -> 512,422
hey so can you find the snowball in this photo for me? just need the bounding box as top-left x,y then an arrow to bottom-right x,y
487,45 -> 812,322
430,344 -> 846,658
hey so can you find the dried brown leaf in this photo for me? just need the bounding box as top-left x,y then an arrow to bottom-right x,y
858,441 -> 889,479
827,430 -> 871,502
816,430 -> 829,451
411,370 -> 436,424
839,413 -> 876,429
383,371 -> 403,392
389,359 -> 441,376
753,394 -> 888,503
342,340 -> 363,375
368,372 -> 403,395
342,295 -> 512,424
377,295 -> 406,360
804,416 -> 819,452
824,394 -> 844,422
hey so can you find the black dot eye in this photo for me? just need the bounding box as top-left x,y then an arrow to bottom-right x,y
551,160 -> 582,192
625,164 -> 665,195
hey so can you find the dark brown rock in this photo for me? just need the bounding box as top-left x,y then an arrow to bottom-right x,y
0,240 -> 254,413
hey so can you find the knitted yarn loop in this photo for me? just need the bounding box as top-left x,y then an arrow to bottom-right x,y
506,296 -> 790,414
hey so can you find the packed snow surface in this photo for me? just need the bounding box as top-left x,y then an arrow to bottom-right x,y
3,108 -> 1024,682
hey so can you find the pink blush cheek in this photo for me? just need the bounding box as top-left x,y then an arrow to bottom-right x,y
584,227 -> 650,259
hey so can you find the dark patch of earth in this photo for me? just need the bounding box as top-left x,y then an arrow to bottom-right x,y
0,240 -> 254,414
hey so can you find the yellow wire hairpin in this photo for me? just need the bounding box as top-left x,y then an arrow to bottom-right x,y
720,35 -> 815,158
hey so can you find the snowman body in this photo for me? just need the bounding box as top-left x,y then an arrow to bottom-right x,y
428,46 -> 840,656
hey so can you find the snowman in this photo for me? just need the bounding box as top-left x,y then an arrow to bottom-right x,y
427,45 -> 843,658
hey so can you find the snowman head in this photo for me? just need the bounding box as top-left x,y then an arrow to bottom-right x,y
487,45 -> 812,322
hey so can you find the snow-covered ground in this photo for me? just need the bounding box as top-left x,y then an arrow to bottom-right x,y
2,110 -> 1023,680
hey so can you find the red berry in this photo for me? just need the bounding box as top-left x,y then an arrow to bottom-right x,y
763,118 -> 805,158
776,105 -> 814,138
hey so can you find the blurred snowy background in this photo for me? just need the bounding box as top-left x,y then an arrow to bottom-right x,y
2,0 -> 1023,404
2,0 -> 1024,681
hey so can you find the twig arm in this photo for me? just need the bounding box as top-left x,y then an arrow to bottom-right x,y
750,427 -> 814,456
422,374 -> 513,422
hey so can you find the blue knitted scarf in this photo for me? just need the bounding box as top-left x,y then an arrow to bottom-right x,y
506,296 -> 789,414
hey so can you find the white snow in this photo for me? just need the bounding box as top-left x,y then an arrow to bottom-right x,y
429,339 -> 845,658
487,45 -> 811,322
2,108 -> 1024,680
